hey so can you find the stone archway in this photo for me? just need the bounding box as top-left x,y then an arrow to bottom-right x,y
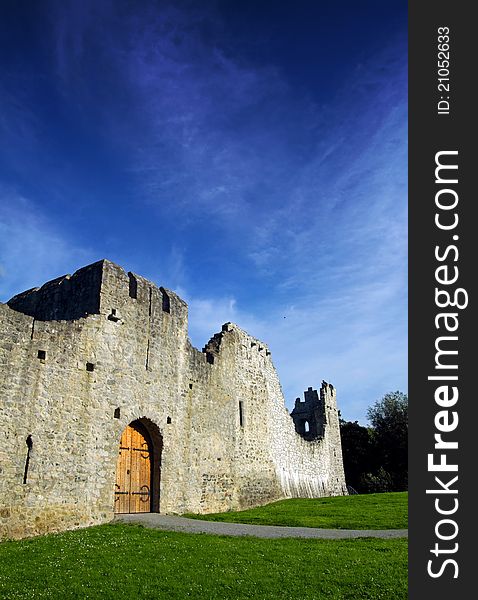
114,418 -> 163,514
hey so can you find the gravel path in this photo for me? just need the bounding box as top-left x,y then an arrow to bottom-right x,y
114,514 -> 408,539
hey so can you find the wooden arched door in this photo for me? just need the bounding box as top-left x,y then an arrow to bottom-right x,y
114,422 -> 152,513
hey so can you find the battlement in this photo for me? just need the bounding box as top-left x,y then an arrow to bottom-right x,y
7,260 -> 105,321
200,322 -> 272,365
6,259 -> 186,323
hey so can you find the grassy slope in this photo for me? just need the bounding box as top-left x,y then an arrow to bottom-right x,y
0,524 -> 407,600
185,492 -> 408,529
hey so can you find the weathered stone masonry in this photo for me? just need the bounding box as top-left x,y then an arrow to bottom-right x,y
0,260 -> 346,539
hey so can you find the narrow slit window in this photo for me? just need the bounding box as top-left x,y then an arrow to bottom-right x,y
160,287 -> 170,313
304,420 -> 310,433
128,272 -> 138,299
239,401 -> 244,428
23,435 -> 33,484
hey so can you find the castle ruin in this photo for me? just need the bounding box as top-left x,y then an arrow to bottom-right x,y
0,259 -> 346,539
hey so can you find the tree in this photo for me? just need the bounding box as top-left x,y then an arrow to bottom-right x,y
339,419 -> 376,493
366,391 -> 408,491
339,392 -> 408,493
359,467 -> 394,494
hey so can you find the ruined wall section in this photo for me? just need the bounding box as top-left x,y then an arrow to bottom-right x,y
225,326 -> 346,499
265,364 -> 347,498
182,325 -> 283,513
7,260 -> 104,321
189,324 -> 347,511
196,324 -> 347,500
213,326 -> 284,509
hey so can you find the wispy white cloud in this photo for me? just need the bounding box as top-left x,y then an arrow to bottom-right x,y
106,13 -> 407,422
0,3 -> 407,424
183,268 -> 406,424
0,189 -> 95,299
48,1 -> 318,223
175,62 -> 408,423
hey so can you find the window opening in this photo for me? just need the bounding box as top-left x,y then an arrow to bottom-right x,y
128,272 -> 138,299
239,401 -> 244,428
23,435 -> 33,484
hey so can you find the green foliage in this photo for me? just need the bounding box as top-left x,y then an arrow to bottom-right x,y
367,391 -> 408,491
338,419 -> 375,492
186,492 -> 408,530
341,391 -> 408,493
359,468 -> 394,494
0,524 -> 407,599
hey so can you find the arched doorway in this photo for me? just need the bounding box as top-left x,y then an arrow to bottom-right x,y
114,419 -> 162,514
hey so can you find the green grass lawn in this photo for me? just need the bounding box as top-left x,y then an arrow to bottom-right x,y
185,492 -> 408,529
0,523 -> 407,599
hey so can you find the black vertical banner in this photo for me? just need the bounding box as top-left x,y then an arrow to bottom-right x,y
409,2 -> 474,598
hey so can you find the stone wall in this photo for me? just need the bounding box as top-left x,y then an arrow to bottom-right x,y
0,260 -> 346,539
7,261 -> 104,321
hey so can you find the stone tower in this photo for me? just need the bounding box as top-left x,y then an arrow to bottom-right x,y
291,386 -> 326,440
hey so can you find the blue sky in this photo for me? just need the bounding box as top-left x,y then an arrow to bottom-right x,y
0,0 -> 407,423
